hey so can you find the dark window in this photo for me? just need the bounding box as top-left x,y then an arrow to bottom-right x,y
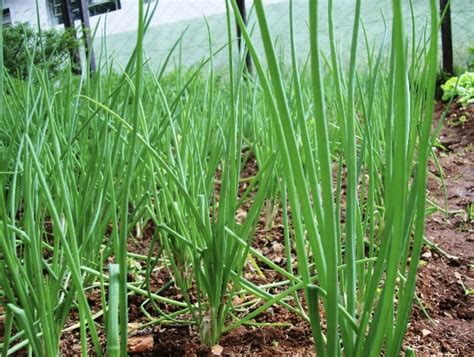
48,0 -> 121,24
89,0 -> 121,17
2,8 -> 11,27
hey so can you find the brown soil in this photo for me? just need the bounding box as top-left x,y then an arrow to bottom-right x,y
11,102 -> 472,356
404,102 -> 474,356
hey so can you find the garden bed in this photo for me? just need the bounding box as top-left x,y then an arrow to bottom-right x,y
53,102 -> 473,356
1,1 -> 451,355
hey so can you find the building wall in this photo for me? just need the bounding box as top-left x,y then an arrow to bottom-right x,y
89,0 -> 285,36
4,0 -> 50,27
3,0 -> 285,33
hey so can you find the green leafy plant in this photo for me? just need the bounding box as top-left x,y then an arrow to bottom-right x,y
441,71 -> 474,105
467,46 -> 474,71
2,22 -> 79,78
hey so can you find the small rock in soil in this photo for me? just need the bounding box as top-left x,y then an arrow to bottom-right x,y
211,344 -> 224,355
127,335 -> 154,354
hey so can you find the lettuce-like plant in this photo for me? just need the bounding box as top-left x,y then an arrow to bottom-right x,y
441,71 -> 474,105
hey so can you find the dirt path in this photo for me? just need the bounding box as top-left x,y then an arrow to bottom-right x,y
405,102 -> 474,356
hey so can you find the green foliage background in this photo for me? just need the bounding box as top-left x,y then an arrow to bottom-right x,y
2,23 -> 79,78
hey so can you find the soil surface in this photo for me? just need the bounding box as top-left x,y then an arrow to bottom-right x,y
404,102 -> 474,356
8,102 -> 473,356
